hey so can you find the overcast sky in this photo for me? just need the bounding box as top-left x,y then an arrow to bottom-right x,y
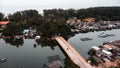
1,0 -> 120,15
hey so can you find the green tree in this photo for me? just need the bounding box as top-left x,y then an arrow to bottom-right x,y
0,12 -> 4,21
3,22 -> 23,36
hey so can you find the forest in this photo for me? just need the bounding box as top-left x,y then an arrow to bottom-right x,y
0,7 -> 120,37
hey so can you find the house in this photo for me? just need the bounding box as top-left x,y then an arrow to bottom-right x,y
92,46 -> 102,57
112,40 -> 120,46
104,44 -> 112,50
92,46 -> 101,51
107,24 -> 116,28
83,18 -> 95,23
105,41 -> 120,52
29,29 -> 36,37
23,29 -> 29,36
76,19 -> 81,25
0,21 -> 9,28
66,19 -> 75,25
102,49 -> 112,56
23,29 -> 37,37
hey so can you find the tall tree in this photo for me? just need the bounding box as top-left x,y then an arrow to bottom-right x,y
0,12 -> 4,21
3,22 -> 23,36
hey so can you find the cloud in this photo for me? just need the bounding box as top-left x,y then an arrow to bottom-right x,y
0,0 -> 120,14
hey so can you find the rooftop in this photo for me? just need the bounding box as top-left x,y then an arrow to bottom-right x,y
0,21 -> 9,25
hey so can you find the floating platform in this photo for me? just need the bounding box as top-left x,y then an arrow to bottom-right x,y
80,38 -> 93,41
98,34 -> 115,38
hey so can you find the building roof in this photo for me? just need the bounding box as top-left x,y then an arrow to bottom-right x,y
113,40 -> 120,43
102,50 -> 112,55
92,46 -> 100,51
112,40 -> 120,46
23,29 -> 29,34
104,44 -> 112,50
0,21 -> 9,25
83,18 -> 95,23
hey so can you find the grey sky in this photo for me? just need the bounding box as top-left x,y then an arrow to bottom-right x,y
1,0 -> 120,15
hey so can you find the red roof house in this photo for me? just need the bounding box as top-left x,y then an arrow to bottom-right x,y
0,21 -> 9,25
0,21 -> 9,28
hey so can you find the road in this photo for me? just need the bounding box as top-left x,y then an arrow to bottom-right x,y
55,36 -> 93,68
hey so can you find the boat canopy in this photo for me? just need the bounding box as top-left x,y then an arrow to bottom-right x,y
102,50 -> 112,55
92,46 -> 100,51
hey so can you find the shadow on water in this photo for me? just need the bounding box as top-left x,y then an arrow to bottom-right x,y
35,37 -> 58,50
57,39 -> 80,68
35,36 -> 79,68
3,38 -> 24,48
2,35 -> 79,68
64,57 -> 79,68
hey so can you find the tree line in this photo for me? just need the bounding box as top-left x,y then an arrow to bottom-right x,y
0,7 -> 120,37
43,7 -> 120,21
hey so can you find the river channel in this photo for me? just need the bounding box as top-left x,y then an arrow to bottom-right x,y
0,29 -> 120,68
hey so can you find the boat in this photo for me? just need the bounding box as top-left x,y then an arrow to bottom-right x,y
0,58 -> 7,64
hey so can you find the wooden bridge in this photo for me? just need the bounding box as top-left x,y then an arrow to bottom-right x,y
55,36 -> 93,68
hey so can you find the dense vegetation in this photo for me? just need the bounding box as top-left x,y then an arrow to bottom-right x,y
43,7 -> 120,21
0,12 -> 4,21
0,7 -> 120,37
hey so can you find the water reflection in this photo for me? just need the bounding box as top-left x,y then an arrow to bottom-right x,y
64,57 -> 79,68
3,37 -> 59,50
58,42 -> 80,68
33,44 -> 37,48
3,38 -> 24,47
35,37 -> 58,50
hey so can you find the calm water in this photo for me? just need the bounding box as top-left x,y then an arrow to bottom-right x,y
69,29 -> 120,59
0,39 -> 65,68
0,29 -> 120,68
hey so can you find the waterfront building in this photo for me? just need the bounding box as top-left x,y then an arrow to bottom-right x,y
0,21 -> 9,28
